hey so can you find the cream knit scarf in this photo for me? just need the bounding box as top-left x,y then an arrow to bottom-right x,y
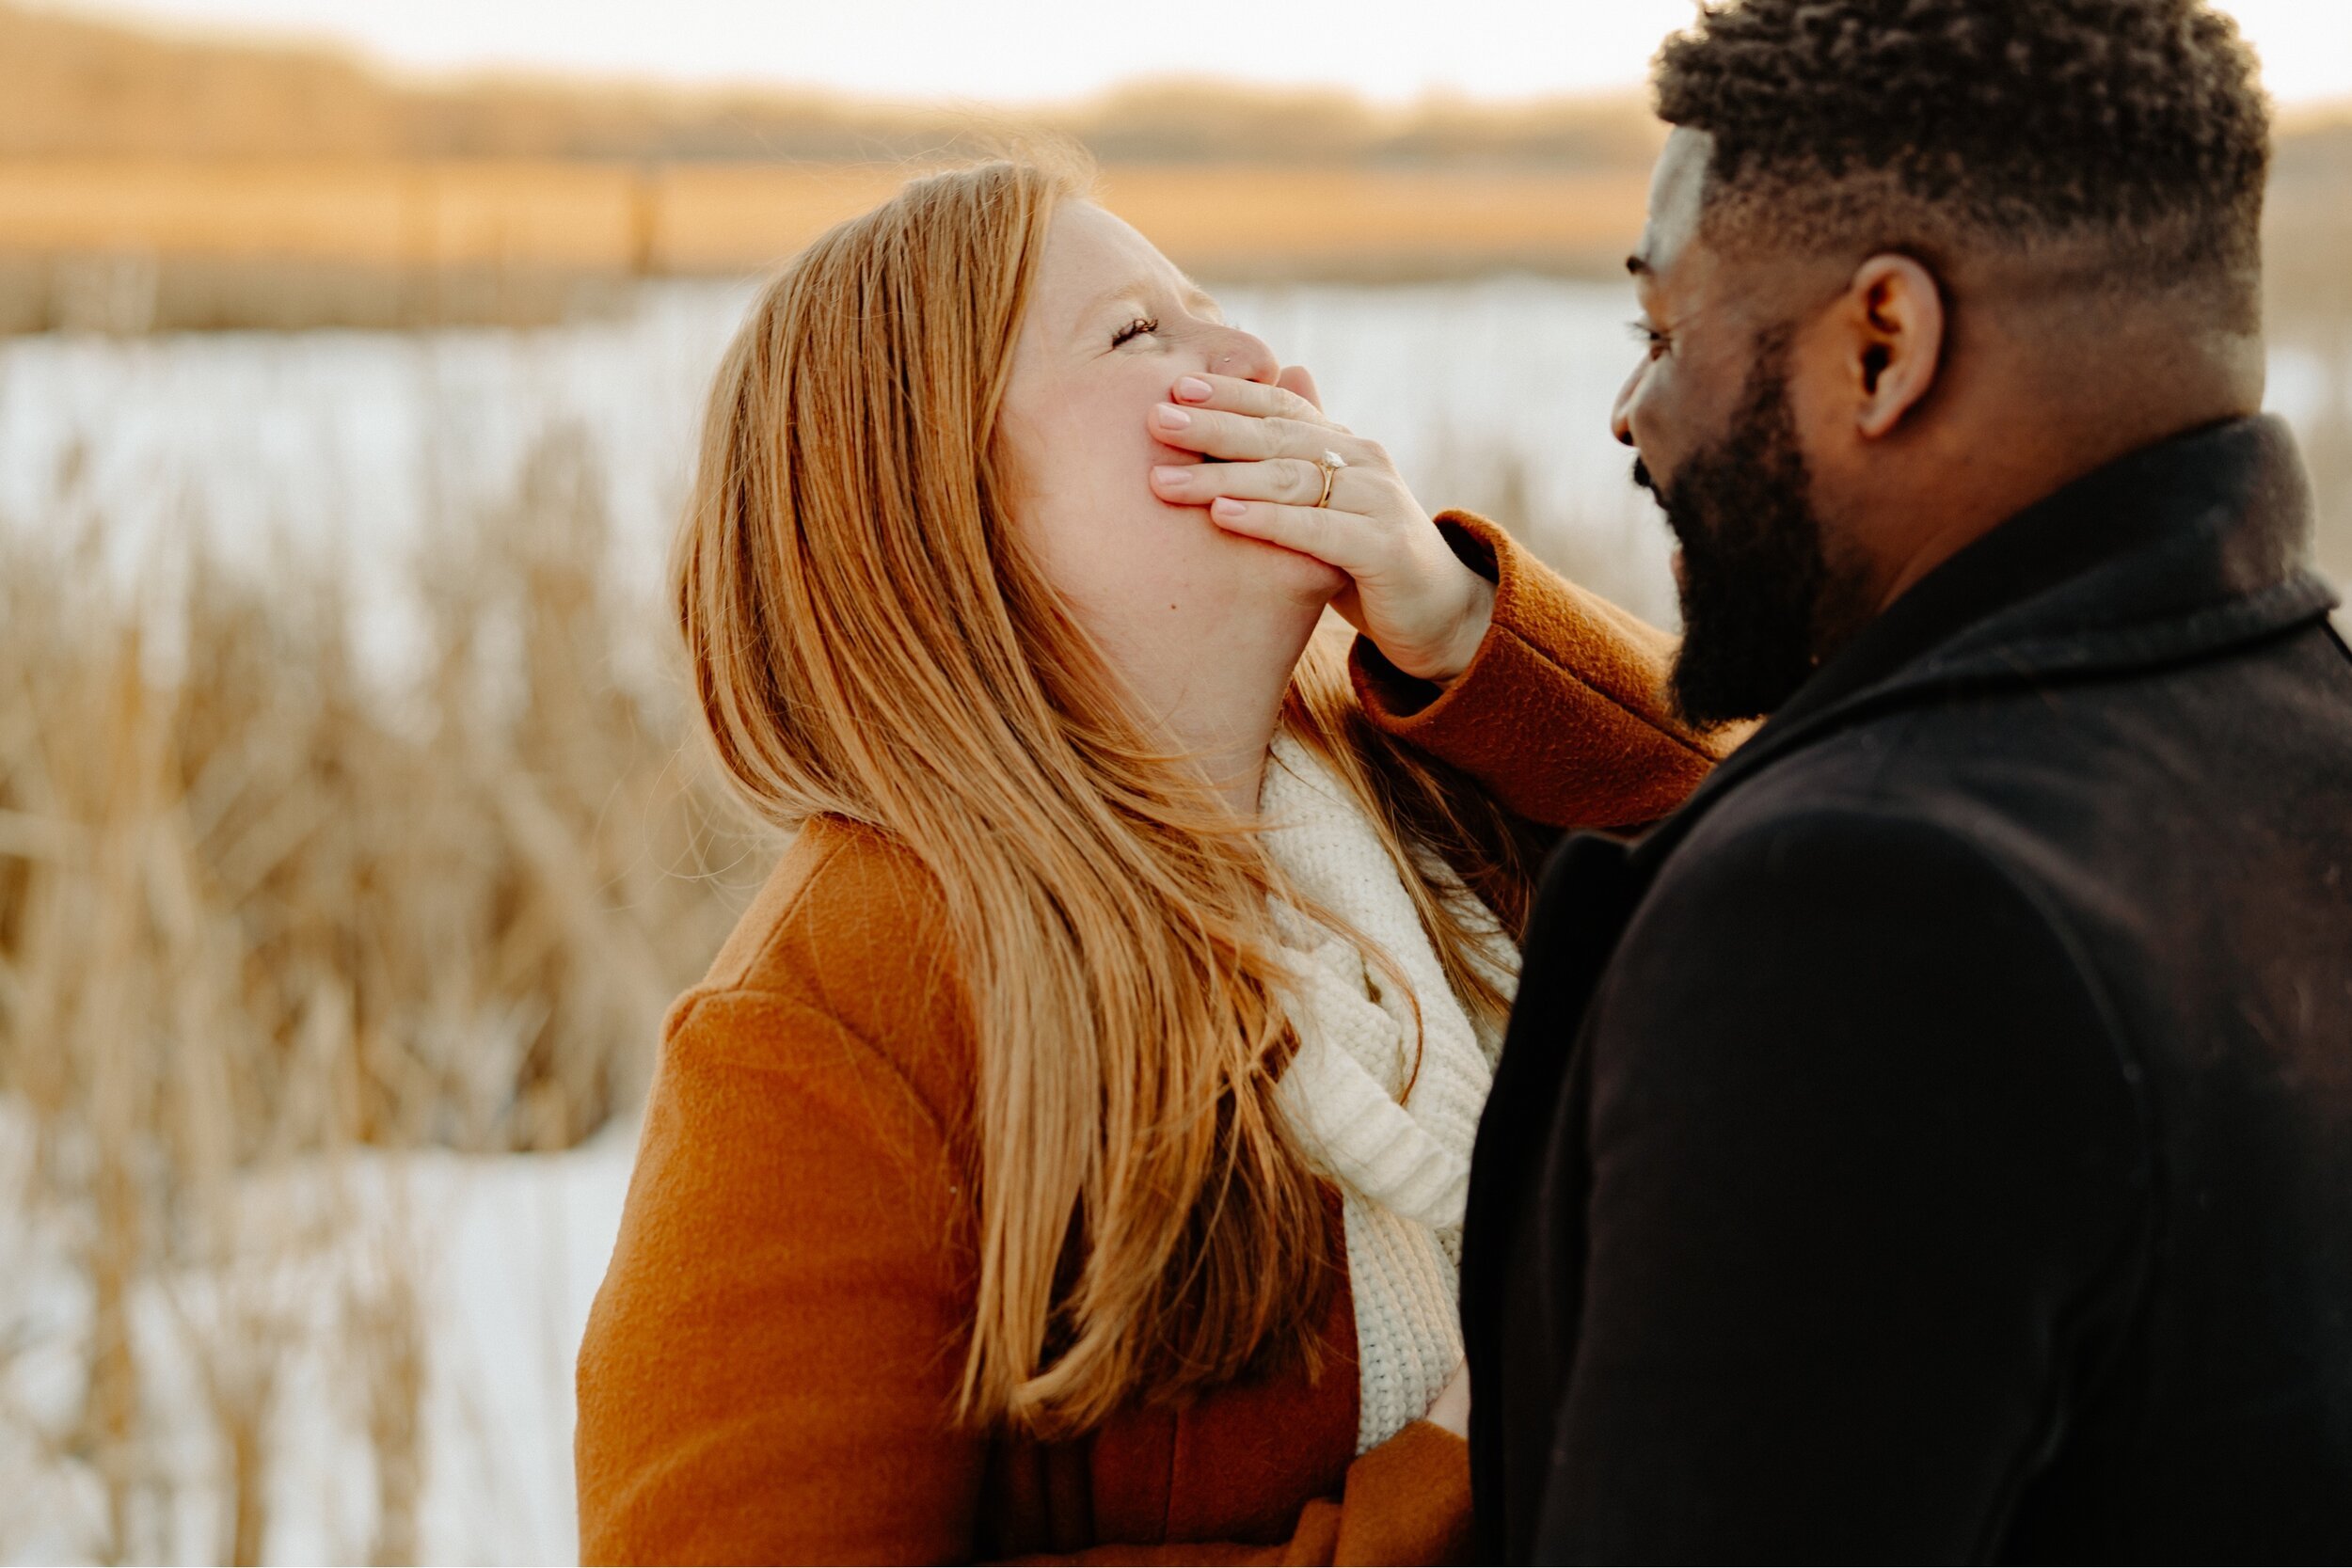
1260,729 -> 1522,1453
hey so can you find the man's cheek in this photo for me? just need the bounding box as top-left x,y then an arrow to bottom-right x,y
1629,404 -> 1687,491
1634,443 -> 1685,506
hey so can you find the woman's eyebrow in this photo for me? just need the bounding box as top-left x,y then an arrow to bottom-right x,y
1066,277 -> 1222,343
1069,281 -> 1151,341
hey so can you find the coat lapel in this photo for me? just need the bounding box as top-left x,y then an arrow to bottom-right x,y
1460,829 -> 1651,1557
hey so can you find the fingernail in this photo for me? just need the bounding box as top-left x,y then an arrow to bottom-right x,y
1174,376 -> 1214,402
1212,498 -> 1246,519
1151,466 -> 1189,486
1153,404 -> 1192,432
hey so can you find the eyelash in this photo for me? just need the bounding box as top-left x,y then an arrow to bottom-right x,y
1113,316 -> 1159,347
1628,320 -> 1670,358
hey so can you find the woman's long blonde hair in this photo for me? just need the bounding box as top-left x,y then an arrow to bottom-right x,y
675,153 -> 1543,1435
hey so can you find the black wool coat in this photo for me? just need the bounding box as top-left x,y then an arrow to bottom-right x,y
1466,416 -> 2352,1564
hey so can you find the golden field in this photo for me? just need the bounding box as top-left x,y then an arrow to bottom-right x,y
0,157 -> 1651,275
0,0 -> 2341,329
0,151 -> 1661,330
0,1 -> 1675,330
3,145 -> 2339,332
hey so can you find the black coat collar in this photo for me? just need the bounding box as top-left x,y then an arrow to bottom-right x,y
1630,414 -> 2335,875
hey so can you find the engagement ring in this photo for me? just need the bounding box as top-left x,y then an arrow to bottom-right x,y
1313,450 -> 1348,508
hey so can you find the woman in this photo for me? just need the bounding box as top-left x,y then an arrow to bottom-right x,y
575,153 -> 1722,1564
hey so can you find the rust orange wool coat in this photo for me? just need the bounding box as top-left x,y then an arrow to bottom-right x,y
574,514 -> 1724,1565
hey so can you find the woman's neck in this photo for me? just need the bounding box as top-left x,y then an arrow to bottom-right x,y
1181,684 -> 1292,817
1098,598 -> 1327,817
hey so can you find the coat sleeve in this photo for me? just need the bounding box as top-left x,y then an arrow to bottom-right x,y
576,989 -> 1475,1567
1531,809 -> 2149,1560
1350,510 -> 1737,829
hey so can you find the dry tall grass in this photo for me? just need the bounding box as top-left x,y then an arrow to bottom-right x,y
0,427 -> 766,1562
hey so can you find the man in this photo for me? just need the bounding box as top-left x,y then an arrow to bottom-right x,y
1465,1 -> 2352,1560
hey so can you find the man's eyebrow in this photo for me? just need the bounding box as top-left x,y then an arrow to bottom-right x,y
1626,253 -> 1652,277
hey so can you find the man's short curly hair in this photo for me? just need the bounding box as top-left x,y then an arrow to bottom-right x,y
1654,0 -> 2271,297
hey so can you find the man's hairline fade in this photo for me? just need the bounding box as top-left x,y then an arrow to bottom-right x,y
1650,0 -> 2272,326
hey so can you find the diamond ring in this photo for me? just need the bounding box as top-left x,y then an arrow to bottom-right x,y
1312,449 -> 1348,509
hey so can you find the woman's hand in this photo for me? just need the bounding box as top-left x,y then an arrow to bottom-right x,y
1424,1361 -> 1471,1439
1146,370 -> 1496,685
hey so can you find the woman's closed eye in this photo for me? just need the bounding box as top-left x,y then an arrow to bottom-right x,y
1112,315 -> 1160,348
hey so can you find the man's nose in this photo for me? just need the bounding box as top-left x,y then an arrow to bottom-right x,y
1611,362 -> 1643,448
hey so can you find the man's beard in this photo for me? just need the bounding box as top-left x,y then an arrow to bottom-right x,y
1637,337 -> 1872,726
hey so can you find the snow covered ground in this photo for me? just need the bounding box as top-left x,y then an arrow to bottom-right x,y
2,274 -> 2341,665
0,1101 -> 642,1564
0,276 -> 1695,654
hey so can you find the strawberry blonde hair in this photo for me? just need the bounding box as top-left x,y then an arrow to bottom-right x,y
674,152 -> 1541,1435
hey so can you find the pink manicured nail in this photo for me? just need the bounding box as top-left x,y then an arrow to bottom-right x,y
1174,376 -> 1214,402
1153,404 -> 1192,432
1151,466 -> 1189,486
1212,498 -> 1246,520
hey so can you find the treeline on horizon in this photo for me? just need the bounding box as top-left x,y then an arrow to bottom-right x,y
0,1 -> 1665,167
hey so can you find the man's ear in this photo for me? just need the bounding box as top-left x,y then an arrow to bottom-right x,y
1846,254 -> 1945,439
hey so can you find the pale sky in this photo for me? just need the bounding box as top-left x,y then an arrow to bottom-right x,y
33,0 -> 2352,108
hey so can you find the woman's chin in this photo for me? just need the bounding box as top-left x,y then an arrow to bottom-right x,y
1168,500 -> 1348,606
1240,534 -> 1351,605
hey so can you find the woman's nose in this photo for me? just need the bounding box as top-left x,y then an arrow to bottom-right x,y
1207,325 -> 1280,384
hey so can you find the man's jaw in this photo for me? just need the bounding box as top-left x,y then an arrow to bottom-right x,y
1630,454 -> 1697,599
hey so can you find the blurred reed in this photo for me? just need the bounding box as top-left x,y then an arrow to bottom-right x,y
0,426 -> 766,1562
